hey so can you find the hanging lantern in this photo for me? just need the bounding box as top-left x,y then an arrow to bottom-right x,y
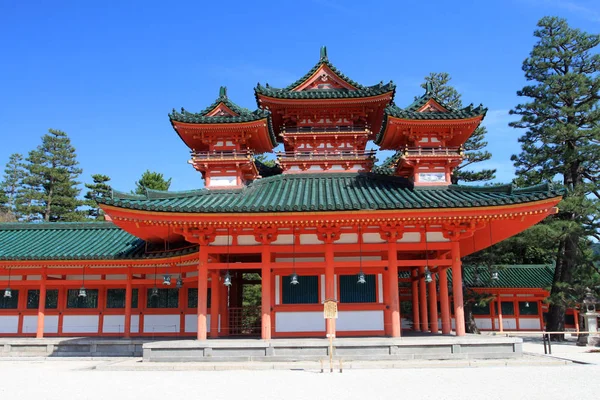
289,272 -> 299,285
3,287 -> 12,298
78,286 -> 87,298
424,267 -> 432,283
223,271 -> 232,287
525,301 -> 530,308
357,271 -> 366,284
150,287 -> 159,297
162,275 -> 171,286
176,277 -> 184,289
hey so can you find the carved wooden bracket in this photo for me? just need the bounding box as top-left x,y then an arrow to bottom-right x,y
379,222 -> 405,242
173,226 -> 216,245
253,224 -> 278,245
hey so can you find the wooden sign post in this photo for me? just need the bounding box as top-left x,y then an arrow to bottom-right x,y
323,299 -> 338,372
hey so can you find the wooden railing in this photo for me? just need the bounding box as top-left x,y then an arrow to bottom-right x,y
402,146 -> 463,156
281,125 -> 369,134
277,150 -> 376,161
190,150 -> 253,160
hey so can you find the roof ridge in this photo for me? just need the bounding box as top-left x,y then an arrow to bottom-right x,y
0,222 -> 119,231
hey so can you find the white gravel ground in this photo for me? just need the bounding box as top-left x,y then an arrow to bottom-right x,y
0,359 -> 597,400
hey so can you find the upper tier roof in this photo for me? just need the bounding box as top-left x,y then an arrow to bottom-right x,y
99,174 -> 562,213
0,222 -> 197,261
254,47 -> 395,100
451,264 -> 555,289
375,84 -> 488,148
169,86 -> 277,152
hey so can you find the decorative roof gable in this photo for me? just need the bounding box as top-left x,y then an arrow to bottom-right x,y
255,47 -> 395,100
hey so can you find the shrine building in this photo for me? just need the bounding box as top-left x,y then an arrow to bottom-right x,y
0,48 -> 562,340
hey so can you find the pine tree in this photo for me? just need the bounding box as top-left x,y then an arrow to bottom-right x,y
420,73 -> 496,184
84,174 -> 111,220
17,129 -> 84,222
0,153 -> 26,218
133,170 -> 172,195
510,16 -> 600,337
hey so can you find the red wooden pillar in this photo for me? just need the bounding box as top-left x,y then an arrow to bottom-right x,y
428,271 -> 438,333
325,241 -> 336,338
210,271 -> 220,338
411,269 -> 420,332
36,272 -> 47,339
451,241 -> 466,336
197,247 -> 209,340
261,243 -> 272,341
388,240 -> 401,337
124,267 -> 132,338
419,266 -> 428,332
220,275 -> 229,337
439,266 -> 451,334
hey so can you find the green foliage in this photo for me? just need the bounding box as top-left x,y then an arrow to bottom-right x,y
133,170 -> 172,195
0,153 -> 25,219
419,73 -> 496,184
254,154 -> 276,168
509,16 -> 600,333
84,174 -> 111,220
17,129 -> 84,222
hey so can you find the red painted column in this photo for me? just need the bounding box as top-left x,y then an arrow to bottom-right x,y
428,272 -> 438,333
451,241 -> 466,336
197,247 -> 209,340
439,266 -> 451,334
325,241 -> 336,338
261,243 -> 272,340
411,269 -> 420,332
210,271 -> 220,338
36,272 -> 46,339
419,266 -> 428,332
124,268 -> 132,338
388,240 -> 401,337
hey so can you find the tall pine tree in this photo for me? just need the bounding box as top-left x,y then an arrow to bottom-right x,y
0,153 -> 25,220
510,17 -> 600,336
18,129 -> 84,222
84,174 -> 112,220
133,170 -> 171,195
420,72 -> 496,184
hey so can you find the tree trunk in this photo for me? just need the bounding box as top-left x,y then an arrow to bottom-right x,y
464,303 -> 480,334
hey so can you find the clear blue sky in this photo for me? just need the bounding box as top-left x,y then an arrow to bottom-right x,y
0,0 -> 598,193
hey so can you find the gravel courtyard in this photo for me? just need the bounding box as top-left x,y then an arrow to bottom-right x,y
0,358 -> 597,400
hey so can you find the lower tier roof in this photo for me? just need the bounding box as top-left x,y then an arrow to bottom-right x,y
99,173 -> 562,213
0,222 -> 197,261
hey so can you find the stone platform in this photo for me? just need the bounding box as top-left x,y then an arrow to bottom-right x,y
0,338 -> 148,357
143,335 -> 523,362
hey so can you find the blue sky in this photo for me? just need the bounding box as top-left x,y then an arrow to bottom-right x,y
0,0 -> 598,193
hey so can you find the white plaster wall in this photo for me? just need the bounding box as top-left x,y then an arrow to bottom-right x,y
143,315 -> 180,333
494,318 -> 518,330
320,275 -> 325,302
336,311 -> 384,331
62,315 -> 99,333
378,274 -> 383,303
275,275 -> 281,305
211,235 -> 232,246
300,234 -> 324,245
0,316 -> 18,333
184,314 -> 216,333
27,275 -> 41,280
103,315 -> 125,333
426,232 -> 449,242
474,317 -> 493,330
66,275 -> 101,281
398,232 -> 420,243
106,275 -> 127,280
336,233 -> 358,244
237,235 -> 259,245
272,234 -> 293,245
334,256 -> 381,262
519,318 -> 541,330
363,233 -> 384,243
210,177 -> 237,187
275,312 -> 324,332
131,315 -> 139,333
22,315 -> 59,334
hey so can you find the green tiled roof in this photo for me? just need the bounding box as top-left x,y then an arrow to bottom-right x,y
449,264 -> 555,289
0,222 -> 197,261
255,47 -> 395,100
374,85 -> 487,145
383,103 -> 487,121
99,173 -> 561,213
